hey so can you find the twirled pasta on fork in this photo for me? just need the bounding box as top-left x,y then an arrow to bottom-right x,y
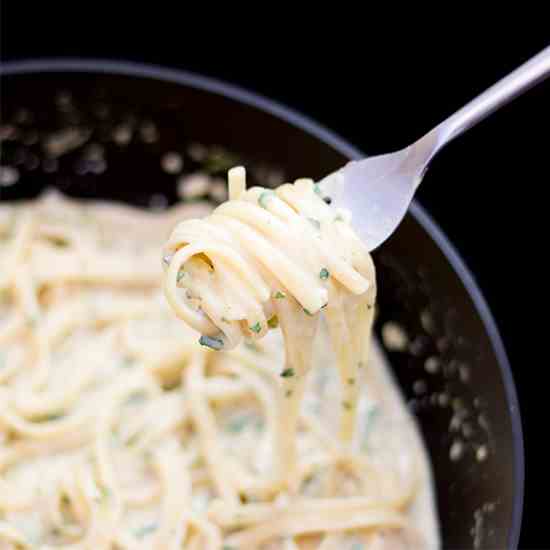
163,167 -> 376,475
0,173 -> 438,549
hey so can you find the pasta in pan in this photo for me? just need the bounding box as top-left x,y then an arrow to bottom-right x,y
163,167 -> 438,549
163,167 -> 376,485
0,172 -> 438,549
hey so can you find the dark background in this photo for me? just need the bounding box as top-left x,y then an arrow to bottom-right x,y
1,7 -> 547,548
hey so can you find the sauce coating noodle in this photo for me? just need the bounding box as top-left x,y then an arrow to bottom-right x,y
163,168 -> 376,481
0,181 -> 438,549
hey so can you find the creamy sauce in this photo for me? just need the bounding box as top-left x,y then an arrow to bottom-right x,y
163,168 -> 440,549
0,188 -> 439,549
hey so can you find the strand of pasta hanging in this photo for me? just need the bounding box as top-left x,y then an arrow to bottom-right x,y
163,166 -> 377,483
0,188 -> 433,549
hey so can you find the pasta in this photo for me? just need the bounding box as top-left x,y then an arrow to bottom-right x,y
163,168 -> 438,548
163,167 -> 376,483
0,177 -> 439,549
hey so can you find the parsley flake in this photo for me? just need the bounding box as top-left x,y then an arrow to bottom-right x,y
258,191 -> 275,208
133,523 -> 158,539
249,322 -> 261,333
199,335 -> 224,350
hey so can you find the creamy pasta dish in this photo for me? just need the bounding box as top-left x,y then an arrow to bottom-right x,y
0,168 -> 439,549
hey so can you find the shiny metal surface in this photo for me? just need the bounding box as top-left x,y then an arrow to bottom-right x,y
319,45 -> 550,251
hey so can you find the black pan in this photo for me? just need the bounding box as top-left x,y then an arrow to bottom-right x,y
0,59 -> 524,549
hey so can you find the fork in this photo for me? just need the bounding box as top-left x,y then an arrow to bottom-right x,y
318,46 -> 550,251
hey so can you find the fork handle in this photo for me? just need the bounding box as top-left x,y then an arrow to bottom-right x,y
429,45 -> 550,152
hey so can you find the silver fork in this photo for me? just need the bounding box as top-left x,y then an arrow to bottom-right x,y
318,46 -> 550,251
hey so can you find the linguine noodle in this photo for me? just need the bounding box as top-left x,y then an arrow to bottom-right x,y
0,173 -> 438,549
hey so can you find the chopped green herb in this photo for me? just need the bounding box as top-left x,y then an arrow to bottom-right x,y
97,486 -> 111,501
267,315 -> 279,329
126,391 -> 147,405
50,237 -> 69,248
133,522 -> 158,539
362,406 -> 380,450
347,378 -> 356,385
226,415 -> 250,433
244,340 -> 259,352
307,217 -> 321,230
176,269 -> 186,283
58,495 -> 72,526
319,268 -> 330,280
285,389 -> 293,398
274,291 -> 286,299
249,322 -> 261,333
303,308 -> 314,316
199,335 -> 224,350
35,412 -> 64,423
367,405 -> 380,426
125,431 -> 141,446
39,413 -> 62,422
313,183 -> 322,195
342,401 -> 352,410
258,191 -> 275,208
119,357 -> 134,368
280,368 -> 295,378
